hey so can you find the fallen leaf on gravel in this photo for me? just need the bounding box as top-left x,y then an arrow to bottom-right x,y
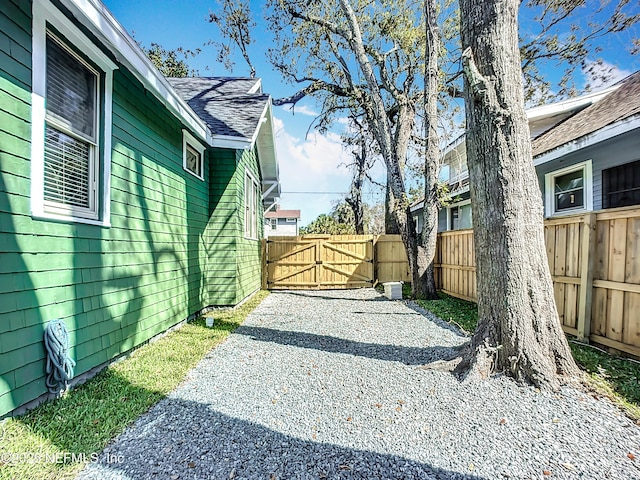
312,434 -> 317,440
374,403 -> 382,408
270,475 -> 277,480
346,416 -> 352,422
543,470 -> 552,476
628,452 -> 636,461
170,475 -> 179,480
468,463 -> 474,471
499,418 -> 507,425
397,400 -> 405,405
229,468 -> 236,479
395,407 -> 402,412
562,463 -> 575,471
188,462 -> 196,468
552,418 -> 560,423
339,465 -> 351,471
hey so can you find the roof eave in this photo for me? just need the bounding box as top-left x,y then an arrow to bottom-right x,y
255,101 -> 281,203
533,114 -> 640,167
62,0 -> 212,144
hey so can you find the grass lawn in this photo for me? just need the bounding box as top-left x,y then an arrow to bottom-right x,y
415,292 -> 640,423
0,291 -> 268,480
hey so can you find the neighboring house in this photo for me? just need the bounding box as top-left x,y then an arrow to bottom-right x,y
264,206 -> 301,237
412,73 -> 640,231
0,0 -> 280,418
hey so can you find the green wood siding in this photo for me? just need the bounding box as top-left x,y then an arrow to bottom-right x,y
0,2 -> 267,417
235,149 -> 263,303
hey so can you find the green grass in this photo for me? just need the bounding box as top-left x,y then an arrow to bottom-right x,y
0,291 -> 269,480
415,291 -> 640,423
415,292 -> 478,334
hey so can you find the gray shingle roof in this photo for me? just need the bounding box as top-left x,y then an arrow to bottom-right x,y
532,72 -> 640,157
167,77 -> 270,140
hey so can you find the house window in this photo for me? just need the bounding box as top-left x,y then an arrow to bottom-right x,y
244,171 -> 260,239
286,218 -> 296,223
544,160 -> 593,217
31,1 -> 116,226
449,202 -> 472,230
602,159 -> 640,209
270,218 -> 277,230
182,130 -> 205,180
43,36 -> 99,219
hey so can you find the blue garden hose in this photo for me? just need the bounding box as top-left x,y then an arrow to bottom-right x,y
44,319 -> 76,394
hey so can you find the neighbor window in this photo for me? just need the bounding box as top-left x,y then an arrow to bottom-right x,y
602,159 -> 640,209
31,1 -> 116,226
544,161 -> 593,217
286,218 -> 296,223
449,202 -> 472,230
270,218 -> 277,230
182,130 -> 205,180
244,171 -> 260,239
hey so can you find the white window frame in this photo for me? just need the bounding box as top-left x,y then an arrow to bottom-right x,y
270,218 -> 277,230
446,199 -> 472,231
31,0 -> 116,226
544,160 -> 593,217
182,129 -> 206,180
244,170 -> 260,240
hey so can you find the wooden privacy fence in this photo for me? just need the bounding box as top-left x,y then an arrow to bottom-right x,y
434,206 -> 640,357
262,234 -> 410,290
262,206 -> 639,356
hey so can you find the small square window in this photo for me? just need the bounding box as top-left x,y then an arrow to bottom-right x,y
270,218 -> 277,230
182,130 -> 205,180
544,160 -> 592,217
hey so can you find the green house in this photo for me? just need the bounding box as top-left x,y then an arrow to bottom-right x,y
0,0 -> 280,418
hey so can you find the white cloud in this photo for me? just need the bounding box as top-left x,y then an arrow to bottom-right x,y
272,115 -> 353,226
582,60 -> 632,90
282,104 -> 320,117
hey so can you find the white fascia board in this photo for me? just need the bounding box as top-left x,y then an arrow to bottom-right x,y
210,135 -> 251,150
248,78 -> 263,94
250,100 -> 271,149
526,85 -> 619,121
62,0 -> 211,144
533,115 -> 640,167
409,201 -> 424,213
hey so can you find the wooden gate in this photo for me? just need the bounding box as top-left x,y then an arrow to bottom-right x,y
263,235 -> 375,289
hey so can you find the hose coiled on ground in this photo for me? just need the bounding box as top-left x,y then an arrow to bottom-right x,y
44,319 -> 76,394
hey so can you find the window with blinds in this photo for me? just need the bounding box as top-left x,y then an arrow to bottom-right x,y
44,34 -> 99,219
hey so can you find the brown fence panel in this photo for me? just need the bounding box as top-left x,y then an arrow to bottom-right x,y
589,207 -> 640,357
265,235 -> 375,289
375,235 -> 410,283
431,206 -> 640,357
436,229 -> 476,302
263,208 -> 639,356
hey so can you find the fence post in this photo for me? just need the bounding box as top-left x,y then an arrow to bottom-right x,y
261,239 -> 268,290
577,213 -> 596,342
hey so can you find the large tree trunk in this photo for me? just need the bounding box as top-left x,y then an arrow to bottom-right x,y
456,0 -> 579,390
346,137 -> 367,235
413,0 -> 440,301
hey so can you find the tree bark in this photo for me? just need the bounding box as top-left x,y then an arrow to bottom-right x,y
456,0 -> 579,390
346,137 -> 367,235
413,0 -> 440,301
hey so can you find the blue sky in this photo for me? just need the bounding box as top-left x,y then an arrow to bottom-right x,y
101,0 -> 639,226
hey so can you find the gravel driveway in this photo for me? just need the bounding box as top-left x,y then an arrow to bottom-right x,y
78,289 -> 640,480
